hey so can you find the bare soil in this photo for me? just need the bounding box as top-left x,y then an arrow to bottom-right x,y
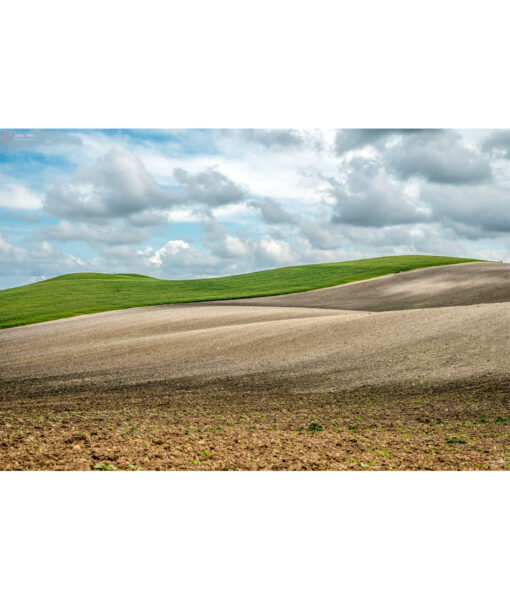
215,261 -> 510,311
1,262 -> 509,470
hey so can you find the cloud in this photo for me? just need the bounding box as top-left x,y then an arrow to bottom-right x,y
334,129 -> 426,155
43,146 -> 248,223
173,166 -> 247,207
127,210 -> 170,228
0,180 -> 43,209
249,198 -> 298,224
134,214 -> 299,279
256,235 -> 295,265
202,218 -> 251,258
0,233 -> 28,265
328,158 -> 424,227
44,146 -> 174,221
335,129 -> 390,154
420,183 -> 510,237
137,240 -> 219,272
335,130 -> 493,185
386,130 -> 492,184
0,234 -> 85,287
200,216 -> 296,265
299,220 -> 341,249
482,130 -> 510,159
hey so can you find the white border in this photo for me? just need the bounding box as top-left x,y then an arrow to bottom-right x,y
1,1 -> 510,128
1,473 -> 508,599
1,2 -> 509,598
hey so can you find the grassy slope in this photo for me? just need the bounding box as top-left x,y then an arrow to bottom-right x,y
0,255 -> 481,329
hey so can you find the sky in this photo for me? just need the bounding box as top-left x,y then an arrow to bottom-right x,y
0,128 -> 509,289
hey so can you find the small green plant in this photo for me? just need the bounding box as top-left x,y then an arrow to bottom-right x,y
121,425 -> 137,437
93,463 -> 118,470
495,416 -> 509,424
446,437 -> 467,444
307,423 -> 323,432
347,424 -> 359,431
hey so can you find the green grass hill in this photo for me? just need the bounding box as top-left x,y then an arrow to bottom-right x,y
0,255 -> 482,329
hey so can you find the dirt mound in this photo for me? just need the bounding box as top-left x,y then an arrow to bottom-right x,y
1,261 -> 508,396
1,301 -> 508,394
213,262 -> 510,311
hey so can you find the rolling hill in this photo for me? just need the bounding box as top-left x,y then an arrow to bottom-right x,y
0,255 -> 482,328
0,259 -> 508,470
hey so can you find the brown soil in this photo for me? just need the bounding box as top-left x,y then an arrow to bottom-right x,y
0,377 -> 508,471
214,261 -> 510,311
1,262 -> 509,470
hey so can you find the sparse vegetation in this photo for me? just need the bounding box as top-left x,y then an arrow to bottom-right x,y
1,380 -> 506,471
307,423 -> 323,432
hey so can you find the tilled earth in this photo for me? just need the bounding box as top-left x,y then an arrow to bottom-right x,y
0,378 -> 508,470
0,262 -> 509,470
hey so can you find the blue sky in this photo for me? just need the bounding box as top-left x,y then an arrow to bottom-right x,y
0,128 -> 509,289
